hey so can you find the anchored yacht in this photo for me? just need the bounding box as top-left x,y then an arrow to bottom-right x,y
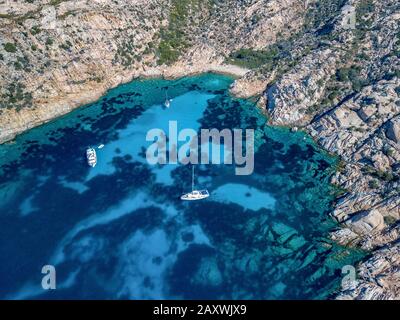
86,147 -> 97,167
164,91 -> 171,108
181,166 -> 209,201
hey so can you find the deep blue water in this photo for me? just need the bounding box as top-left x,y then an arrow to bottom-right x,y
0,74 -> 363,299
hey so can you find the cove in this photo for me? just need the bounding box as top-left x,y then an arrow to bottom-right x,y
145,120 -> 255,175
0,73 -> 364,299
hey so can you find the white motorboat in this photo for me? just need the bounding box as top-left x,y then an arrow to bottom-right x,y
86,147 -> 97,167
181,166 -> 209,201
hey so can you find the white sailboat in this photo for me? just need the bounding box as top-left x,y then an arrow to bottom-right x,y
164,91 -> 171,108
86,147 -> 97,167
181,166 -> 209,201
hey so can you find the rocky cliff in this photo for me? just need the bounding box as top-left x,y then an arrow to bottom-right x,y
258,0 -> 400,299
0,0 -> 302,142
1,0 -> 399,299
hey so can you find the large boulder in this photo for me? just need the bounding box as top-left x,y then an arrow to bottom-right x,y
345,209 -> 385,236
358,105 -> 377,121
386,118 -> 400,143
334,108 -> 364,128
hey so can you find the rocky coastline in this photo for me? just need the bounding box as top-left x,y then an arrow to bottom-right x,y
0,62 -> 248,144
1,0 -> 399,299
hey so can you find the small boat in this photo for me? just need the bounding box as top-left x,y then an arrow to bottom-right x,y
86,147 -> 97,167
164,91 -> 171,108
98,144 -> 105,149
181,189 -> 210,201
181,166 -> 209,201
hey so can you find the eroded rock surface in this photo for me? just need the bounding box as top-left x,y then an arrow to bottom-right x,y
0,0 -> 304,143
337,243 -> 400,300
1,0 -> 400,300
262,0 -> 400,299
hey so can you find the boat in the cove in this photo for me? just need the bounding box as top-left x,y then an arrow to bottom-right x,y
86,147 -> 97,167
164,91 -> 171,108
181,166 -> 209,201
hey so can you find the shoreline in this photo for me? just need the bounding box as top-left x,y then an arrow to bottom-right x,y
0,64 -> 250,145
0,75 -> 358,300
0,64 -> 380,298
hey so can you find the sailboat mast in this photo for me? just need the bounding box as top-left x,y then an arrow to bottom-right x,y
192,165 -> 194,191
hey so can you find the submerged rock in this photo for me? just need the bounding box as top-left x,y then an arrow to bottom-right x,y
193,257 -> 223,287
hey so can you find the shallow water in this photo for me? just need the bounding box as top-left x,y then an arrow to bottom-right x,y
0,74 -> 363,299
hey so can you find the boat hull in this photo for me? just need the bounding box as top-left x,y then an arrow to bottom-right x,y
180,190 -> 209,201
86,148 -> 97,167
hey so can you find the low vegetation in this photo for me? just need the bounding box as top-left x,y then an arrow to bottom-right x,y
0,83 -> 33,111
3,42 -> 17,53
226,47 -> 279,69
303,0 -> 347,32
156,0 -> 209,65
113,39 -> 141,68
384,215 -> 398,226
363,166 -> 396,183
336,65 -> 367,92
30,26 -> 41,35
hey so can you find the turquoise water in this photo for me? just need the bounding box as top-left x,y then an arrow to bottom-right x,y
0,74 -> 363,299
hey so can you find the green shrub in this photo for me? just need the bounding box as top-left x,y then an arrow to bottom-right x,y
368,179 -> 379,189
0,82 -> 33,111
384,215 -> 397,226
14,61 -> 22,70
336,68 -> 349,82
59,40 -> 72,50
49,0 -> 65,5
31,26 -> 41,35
304,0 -> 347,31
3,42 -> 17,53
227,47 -> 279,69
156,0 -> 207,65
356,0 -> 375,25
157,38 -> 181,65
45,37 -> 54,46
336,65 -> 367,92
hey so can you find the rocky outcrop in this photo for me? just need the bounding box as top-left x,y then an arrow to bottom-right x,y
1,0 -> 400,300
309,78 -> 400,233
262,0 -> 400,299
0,0 -> 304,143
267,48 -> 341,126
345,209 -> 385,236
230,70 -> 273,98
337,243 -> 400,300
386,118 -> 400,144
